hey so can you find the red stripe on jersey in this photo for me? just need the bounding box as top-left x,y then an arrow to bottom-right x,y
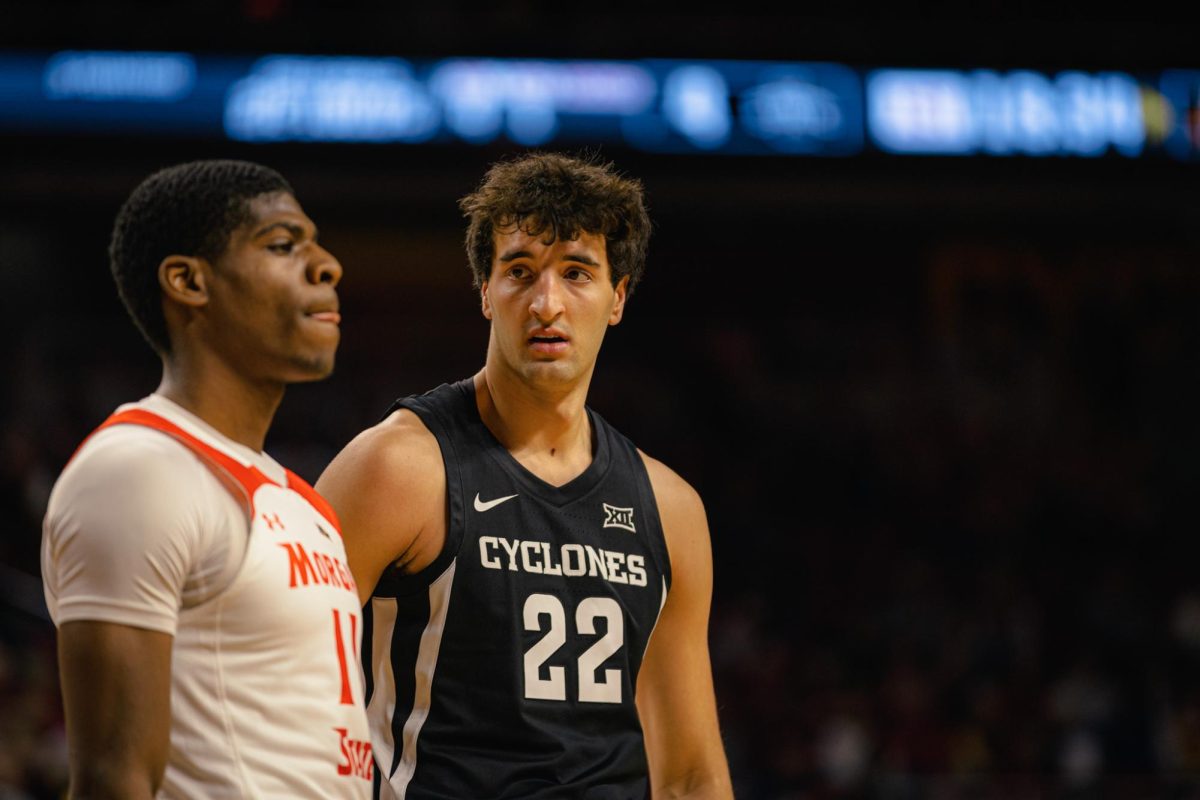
81,409 -> 277,509
285,469 -> 342,536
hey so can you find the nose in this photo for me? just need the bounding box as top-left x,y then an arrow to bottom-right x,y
306,243 -> 343,287
528,270 -> 564,324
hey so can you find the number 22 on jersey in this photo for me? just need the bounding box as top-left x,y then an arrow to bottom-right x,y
523,593 -> 624,704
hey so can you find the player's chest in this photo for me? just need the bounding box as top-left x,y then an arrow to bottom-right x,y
220,484 -> 360,632
463,482 -> 658,596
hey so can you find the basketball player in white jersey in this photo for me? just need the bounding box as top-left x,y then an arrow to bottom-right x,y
41,160 -> 373,798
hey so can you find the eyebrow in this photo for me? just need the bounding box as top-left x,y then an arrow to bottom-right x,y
252,221 -> 317,241
497,248 -> 600,267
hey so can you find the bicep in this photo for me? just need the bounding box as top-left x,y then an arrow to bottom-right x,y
315,443 -> 391,605
637,459 -> 733,797
317,418 -> 443,604
636,520 -> 725,785
58,620 -> 173,798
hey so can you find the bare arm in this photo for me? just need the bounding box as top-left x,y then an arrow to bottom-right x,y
58,621 -> 172,799
316,409 -> 446,605
636,455 -> 733,800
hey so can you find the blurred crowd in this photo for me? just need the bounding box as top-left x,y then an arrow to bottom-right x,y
1,228 -> 1198,798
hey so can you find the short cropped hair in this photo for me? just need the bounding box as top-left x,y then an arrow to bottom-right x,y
109,159 -> 293,354
459,152 -> 651,294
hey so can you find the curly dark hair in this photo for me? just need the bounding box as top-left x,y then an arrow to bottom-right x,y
459,152 -> 651,294
108,159 -> 293,354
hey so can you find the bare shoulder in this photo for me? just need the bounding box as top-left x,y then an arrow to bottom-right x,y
322,409 -> 442,487
638,450 -> 706,525
637,450 -> 711,583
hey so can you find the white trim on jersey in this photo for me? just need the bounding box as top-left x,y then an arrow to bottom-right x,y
643,576 -> 669,650
368,597 -> 400,799
381,559 -> 458,800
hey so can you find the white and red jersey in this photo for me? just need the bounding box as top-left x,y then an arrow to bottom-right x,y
42,395 -> 373,798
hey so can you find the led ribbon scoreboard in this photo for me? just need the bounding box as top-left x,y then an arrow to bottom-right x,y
2,50 -> 1198,159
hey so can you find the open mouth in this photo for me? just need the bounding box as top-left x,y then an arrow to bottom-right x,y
528,332 -> 569,354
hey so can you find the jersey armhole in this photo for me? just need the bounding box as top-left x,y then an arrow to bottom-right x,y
374,399 -> 466,597
634,452 -> 673,596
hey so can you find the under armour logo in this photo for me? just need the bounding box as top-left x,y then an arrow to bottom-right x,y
602,503 -> 636,533
261,512 -> 285,531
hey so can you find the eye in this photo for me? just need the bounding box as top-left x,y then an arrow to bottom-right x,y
507,265 -> 532,280
564,267 -> 592,282
268,240 -> 295,254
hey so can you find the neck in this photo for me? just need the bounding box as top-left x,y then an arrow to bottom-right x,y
156,348 -> 284,452
475,362 -> 593,461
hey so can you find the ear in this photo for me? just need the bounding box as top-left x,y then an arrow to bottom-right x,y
480,280 -> 493,320
158,255 -> 210,309
608,275 -> 629,326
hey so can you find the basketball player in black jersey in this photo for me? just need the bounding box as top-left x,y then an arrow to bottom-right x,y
318,152 -> 733,799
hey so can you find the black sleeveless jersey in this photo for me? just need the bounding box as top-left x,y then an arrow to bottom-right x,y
363,379 -> 672,800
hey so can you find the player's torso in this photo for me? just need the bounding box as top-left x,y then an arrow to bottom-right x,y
367,381 -> 671,800
167,481 -> 373,798
94,410 -> 373,799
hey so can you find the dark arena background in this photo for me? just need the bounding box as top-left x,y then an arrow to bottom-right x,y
2,4 -> 1199,798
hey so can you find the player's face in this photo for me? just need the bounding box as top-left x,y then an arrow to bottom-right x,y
482,223 -> 627,390
204,192 -> 343,383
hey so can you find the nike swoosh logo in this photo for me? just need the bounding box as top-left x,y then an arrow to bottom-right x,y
474,492 -> 519,512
